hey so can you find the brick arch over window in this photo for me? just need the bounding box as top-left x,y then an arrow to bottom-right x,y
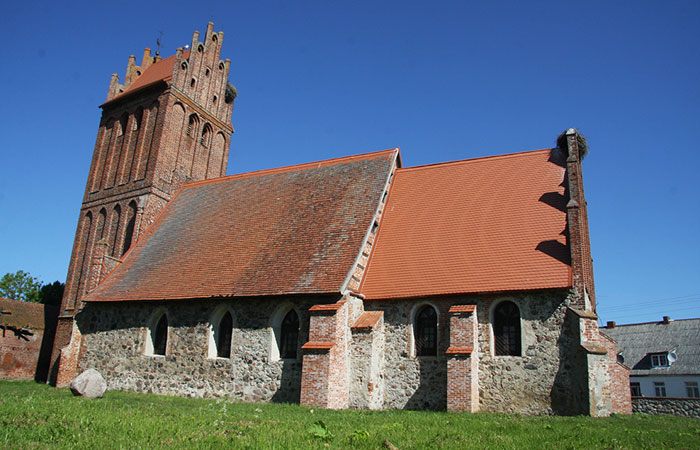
186,113 -> 199,137
414,304 -> 438,356
492,301 -> 521,356
200,123 -> 212,148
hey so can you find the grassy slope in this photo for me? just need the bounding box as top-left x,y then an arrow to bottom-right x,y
0,381 -> 698,449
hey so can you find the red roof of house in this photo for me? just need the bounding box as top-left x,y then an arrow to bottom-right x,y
85,149 -> 397,302
360,148 -> 572,300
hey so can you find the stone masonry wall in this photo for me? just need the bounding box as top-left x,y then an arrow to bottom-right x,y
76,296 -> 335,401
367,289 -> 583,414
633,397 -> 700,418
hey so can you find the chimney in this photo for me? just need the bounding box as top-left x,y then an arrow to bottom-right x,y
606,321 -> 616,328
662,316 -> 671,324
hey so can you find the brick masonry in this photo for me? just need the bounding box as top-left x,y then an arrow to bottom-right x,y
0,299 -> 58,382
50,23 -> 235,385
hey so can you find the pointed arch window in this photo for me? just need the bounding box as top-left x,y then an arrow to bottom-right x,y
280,310 -> 299,359
152,314 -> 168,356
415,305 -> 438,356
494,301 -> 521,356
186,114 -> 199,137
200,124 -> 212,147
121,201 -> 137,256
216,311 -> 233,358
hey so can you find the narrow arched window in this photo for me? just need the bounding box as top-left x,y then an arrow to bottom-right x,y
415,305 -> 438,356
121,201 -> 137,256
133,107 -> 143,131
217,311 -> 233,358
186,114 -> 198,137
280,310 -> 299,359
494,301 -> 521,356
200,124 -> 212,147
153,314 -> 168,356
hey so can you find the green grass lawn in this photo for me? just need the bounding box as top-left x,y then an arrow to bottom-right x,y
0,381 -> 698,449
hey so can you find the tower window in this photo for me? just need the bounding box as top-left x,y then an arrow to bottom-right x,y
200,125 -> 212,147
493,301 -> 521,356
213,95 -> 217,105
205,68 -> 211,77
186,114 -> 199,137
216,311 -> 233,358
414,305 -> 438,356
190,78 -> 196,88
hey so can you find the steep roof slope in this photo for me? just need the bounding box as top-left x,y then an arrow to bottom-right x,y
86,150 -> 397,302
601,319 -> 700,376
361,148 -> 572,299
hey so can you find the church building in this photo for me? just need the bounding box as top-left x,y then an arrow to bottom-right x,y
51,23 -> 631,415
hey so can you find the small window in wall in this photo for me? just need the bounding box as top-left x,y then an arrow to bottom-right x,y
494,301 -> 521,356
216,311 -> 233,358
279,310 -> 299,359
186,114 -> 199,137
152,314 -> 168,356
200,124 -> 212,147
414,305 -> 438,356
630,382 -> 641,397
686,382 -> 700,398
651,353 -> 669,368
654,382 -> 667,397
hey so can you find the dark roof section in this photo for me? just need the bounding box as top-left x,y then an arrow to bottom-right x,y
0,298 -> 58,330
85,149 -> 398,302
601,318 -> 700,376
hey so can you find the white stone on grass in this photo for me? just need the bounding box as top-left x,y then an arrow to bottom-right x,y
70,368 -> 107,399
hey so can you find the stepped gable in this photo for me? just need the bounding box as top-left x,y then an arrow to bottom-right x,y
85,149 -> 397,302
361,148 -> 572,300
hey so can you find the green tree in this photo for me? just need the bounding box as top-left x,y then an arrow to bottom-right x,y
39,281 -> 65,306
0,270 -> 42,302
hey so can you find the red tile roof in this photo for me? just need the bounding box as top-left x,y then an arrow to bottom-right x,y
85,150 -> 397,302
360,148 -> 572,300
352,311 -> 383,330
105,50 -> 190,104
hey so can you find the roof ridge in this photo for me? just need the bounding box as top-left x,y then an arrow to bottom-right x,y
398,148 -> 554,173
184,148 -> 399,188
602,317 -> 700,328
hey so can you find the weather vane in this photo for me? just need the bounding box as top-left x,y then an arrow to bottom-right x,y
155,31 -> 164,56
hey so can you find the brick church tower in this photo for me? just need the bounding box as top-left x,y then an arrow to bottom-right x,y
50,23 -> 236,385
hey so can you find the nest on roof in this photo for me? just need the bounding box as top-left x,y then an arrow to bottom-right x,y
557,129 -> 588,159
225,82 -> 238,104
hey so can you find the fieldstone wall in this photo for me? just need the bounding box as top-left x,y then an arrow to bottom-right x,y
76,296 -> 336,401
633,397 -> 700,418
367,289 -> 586,414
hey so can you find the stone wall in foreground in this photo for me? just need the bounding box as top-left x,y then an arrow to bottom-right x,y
633,397 -> 700,418
76,296 -> 334,402
367,289 -> 585,414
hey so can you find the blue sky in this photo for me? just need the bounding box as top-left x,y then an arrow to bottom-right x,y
1,1 -> 698,324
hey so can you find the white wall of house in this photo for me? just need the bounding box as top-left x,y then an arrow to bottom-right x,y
631,375 -> 700,398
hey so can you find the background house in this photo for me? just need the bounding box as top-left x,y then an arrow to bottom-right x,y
601,317 -> 700,399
